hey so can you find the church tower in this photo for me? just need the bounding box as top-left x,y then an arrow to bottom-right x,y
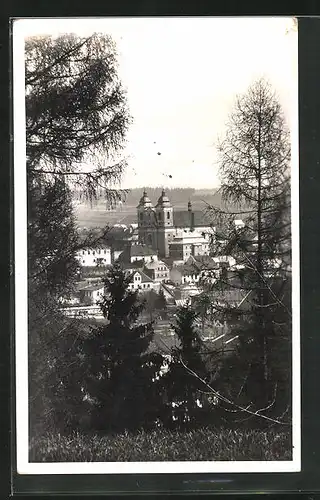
155,189 -> 174,258
137,190 -> 157,250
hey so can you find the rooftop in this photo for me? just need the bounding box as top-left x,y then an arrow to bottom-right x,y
145,259 -> 168,270
134,270 -> 154,283
155,189 -> 171,208
121,260 -> 145,270
169,230 -> 208,245
130,244 -> 157,257
119,244 -> 158,262
79,283 -> 105,292
173,210 -> 212,228
137,190 -> 153,208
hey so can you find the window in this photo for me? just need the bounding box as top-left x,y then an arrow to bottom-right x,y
93,259 -> 96,262
167,211 -> 170,219
88,250 -> 90,255
104,250 -> 106,254
158,212 -> 162,221
82,251 -> 85,255
140,212 -> 143,220
147,284 -> 150,288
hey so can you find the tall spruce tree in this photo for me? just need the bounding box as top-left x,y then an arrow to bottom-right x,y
83,265 -> 164,432
162,304 -> 208,429
205,78 -> 291,424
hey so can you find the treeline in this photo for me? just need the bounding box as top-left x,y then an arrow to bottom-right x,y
78,187 -> 239,214
124,187 -> 196,206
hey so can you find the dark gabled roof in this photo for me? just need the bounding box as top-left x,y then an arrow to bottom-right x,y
79,283 -> 104,292
194,255 -> 219,270
121,260 -> 144,270
130,244 -> 157,257
119,244 -> 157,262
145,259 -> 168,270
135,270 -> 154,283
185,255 -> 218,271
173,210 -> 212,228
80,265 -> 111,277
161,283 -> 181,300
161,257 -> 174,269
182,263 -> 200,276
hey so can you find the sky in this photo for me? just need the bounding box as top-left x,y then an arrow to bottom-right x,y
15,17 -> 298,189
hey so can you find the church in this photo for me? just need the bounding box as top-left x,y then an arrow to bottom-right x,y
137,189 -> 214,259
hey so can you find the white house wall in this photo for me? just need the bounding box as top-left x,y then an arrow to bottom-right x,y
76,247 -> 111,266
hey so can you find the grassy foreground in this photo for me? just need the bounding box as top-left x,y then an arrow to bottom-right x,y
30,427 -> 292,462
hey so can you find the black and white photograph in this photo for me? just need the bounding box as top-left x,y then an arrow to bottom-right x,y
13,16 -> 300,474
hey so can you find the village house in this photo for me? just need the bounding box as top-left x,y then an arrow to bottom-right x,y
127,270 -> 159,292
144,259 -> 170,282
119,243 -> 158,264
168,230 -> 210,262
76,246 -> 111,267
78,282 -> 105,305
170,263 -> 200,285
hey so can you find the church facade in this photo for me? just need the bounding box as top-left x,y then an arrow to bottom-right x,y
137,189 -> 213,259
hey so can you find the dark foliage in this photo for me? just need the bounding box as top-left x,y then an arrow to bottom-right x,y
82,265 -> 164,432
204,79 -> 292,425
26,33 -> 131,437
161,304 -> 209,429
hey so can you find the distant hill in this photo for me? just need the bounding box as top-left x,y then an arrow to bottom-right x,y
120,186 -> 230,212
98,187 -> 225,208
74,186 -> 246,229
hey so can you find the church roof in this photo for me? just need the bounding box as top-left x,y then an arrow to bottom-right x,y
155,189 -> 171,208
173,210 -> 212,228
137,190 -> 153,208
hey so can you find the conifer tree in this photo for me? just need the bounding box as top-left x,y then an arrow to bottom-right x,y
162,304 -> 208,429
83,265 -> 163,431
205,78 -> 291,423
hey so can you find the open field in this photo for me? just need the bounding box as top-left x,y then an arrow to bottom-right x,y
75,203 -> 137,228
74,198 -> 211,228
29,427 -> 292,462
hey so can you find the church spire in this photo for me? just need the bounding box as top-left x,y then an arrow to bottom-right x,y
137,189 -> 153,208
155,189 -> 171,208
